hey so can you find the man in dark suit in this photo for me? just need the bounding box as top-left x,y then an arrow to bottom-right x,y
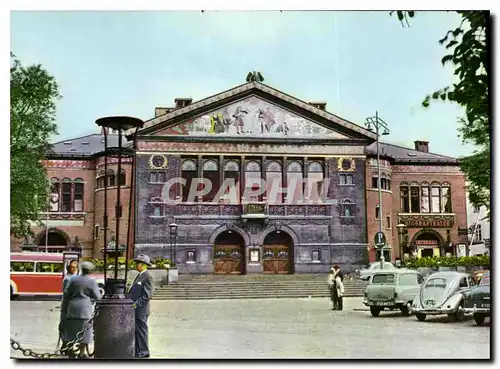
128,254 -> 154,359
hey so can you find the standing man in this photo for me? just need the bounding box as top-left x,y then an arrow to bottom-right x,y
128,254 -> 153,359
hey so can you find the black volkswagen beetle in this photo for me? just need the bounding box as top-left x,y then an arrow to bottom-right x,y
464,270 -> 490,325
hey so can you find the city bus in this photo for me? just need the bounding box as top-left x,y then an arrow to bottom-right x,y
10,252 -> 105,299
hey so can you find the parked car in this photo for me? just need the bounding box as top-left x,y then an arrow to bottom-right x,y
411,271 -> 475,322
464,270 -> 490,325
363,269 -> 424,317
356,262 -> 396,281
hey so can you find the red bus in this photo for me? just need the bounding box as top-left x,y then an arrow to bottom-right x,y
10,252 -> 105,299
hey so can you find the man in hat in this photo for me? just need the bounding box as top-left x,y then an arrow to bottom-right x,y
129,254 -> 154,359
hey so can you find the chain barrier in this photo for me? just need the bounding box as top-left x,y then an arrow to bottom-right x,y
11,304 -> 99,359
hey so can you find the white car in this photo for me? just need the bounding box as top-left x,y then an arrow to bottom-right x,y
356,262 -> 396,281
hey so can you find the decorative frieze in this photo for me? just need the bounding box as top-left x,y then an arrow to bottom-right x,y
44,160 -> 94,169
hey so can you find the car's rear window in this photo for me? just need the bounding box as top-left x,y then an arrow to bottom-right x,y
480,276 -> 490,286
425,278 -> 447,288
372,274 -> 395,284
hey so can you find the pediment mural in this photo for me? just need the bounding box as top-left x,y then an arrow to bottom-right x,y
158,96 -> 350,139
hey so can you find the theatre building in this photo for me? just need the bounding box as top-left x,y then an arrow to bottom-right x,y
133,82 -> 378,274
365,140 -> 468,262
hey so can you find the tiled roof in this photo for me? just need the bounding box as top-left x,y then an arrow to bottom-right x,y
48,133 -> 130,156
366,142 -> 458,164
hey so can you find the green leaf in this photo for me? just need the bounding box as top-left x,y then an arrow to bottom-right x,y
441,54 -> 454,65
408,11 -> 414,17
397,11 -> 404,21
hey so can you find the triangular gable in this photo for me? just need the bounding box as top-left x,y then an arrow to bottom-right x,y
156,96 -> 349,139
131,82 -> 377,142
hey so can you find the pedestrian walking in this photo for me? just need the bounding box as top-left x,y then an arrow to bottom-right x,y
129,254 -> 154,359
59,259 -> 79,354
327,267 -> 339,310
60,261 -> 101,358
333,265 -> 345,311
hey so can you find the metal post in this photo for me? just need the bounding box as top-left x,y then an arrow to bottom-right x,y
94,116 -> 144,359
45,196 -> 49,253
115,130 -> 122,280
375,112 -> 384,269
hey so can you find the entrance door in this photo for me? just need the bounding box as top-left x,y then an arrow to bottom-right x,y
262,231 -> 294,274
263,245 -> 289,274
214,245 -> 244,274
213,231 -> 245,275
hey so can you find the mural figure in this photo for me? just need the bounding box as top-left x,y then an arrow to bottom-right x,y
163,96 -> 348,139
232,106 -> 249,134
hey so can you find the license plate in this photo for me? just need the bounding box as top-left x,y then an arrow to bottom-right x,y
480,304 -> 490,309
374,301 -> 393,306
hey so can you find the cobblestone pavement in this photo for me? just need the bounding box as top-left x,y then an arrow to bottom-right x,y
11,298 -> 490,359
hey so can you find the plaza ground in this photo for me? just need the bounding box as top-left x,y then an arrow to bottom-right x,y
11,297 -> 490,359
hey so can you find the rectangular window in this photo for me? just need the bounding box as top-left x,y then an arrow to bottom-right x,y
375,206 -> 380,219
431,186 -> 441,213
410,186 -> 420,213
73,183 -> 84,212
182,170 -> 197,202
203,170 -> 220,202
94,224 -> 100,240
223,170 -> 240,203
372,176 -> 378,188
381,177 -> 387,190
266,171 -> 283,204
339,174 -> 353,186
151,204 -> 164,217
372,274 -> 395,284
386,216 -> 391,229
150,172 -> 158,183
399,274 -> 419,286
421,187 -> 430,213
305,172 -> 323,204
311,249 -> 321,262
186,249 -> 196,263
157,172 -> 166,183
61,183 -> 72,212
400,186 -> 409,213
286,172 -> 303,204
49,183 -> 60,212
119,172 -> 126,185
11,262 -> 35,272
441,187 -> 452,213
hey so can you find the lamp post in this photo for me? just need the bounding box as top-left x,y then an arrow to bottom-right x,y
94,116 -> 144,359
396,223 -> 406,260
169,223 -> 179,266
365,112 -> 390,268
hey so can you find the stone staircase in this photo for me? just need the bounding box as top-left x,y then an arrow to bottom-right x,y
153,274 -> 368,300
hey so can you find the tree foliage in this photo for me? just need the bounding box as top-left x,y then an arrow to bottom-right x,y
392,11 -> 490,216
10,53 -> 61,239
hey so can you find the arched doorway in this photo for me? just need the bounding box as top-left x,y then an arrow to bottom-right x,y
36,229 -> 69,253
213,231 -> 245,274
412,231 -> 443,258
262,231 -> 294,274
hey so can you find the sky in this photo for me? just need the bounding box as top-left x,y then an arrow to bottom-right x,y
10,10 -> 477,158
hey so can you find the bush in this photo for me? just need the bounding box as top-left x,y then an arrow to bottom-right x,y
401,255 -> 489,269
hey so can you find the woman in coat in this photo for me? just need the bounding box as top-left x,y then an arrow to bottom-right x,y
327,267 -> 339,310
333,267 -> 345,311
60,259 -> 79,353
60,261 -> 101,358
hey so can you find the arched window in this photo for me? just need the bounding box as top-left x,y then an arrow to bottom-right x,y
181,159 -> 197,202
266,160 -> 282,204
286,160 -> 303,204
372,173 -> 378,189
202,159 -> 219,202
339,198 -> 355,217
49,177 -> 60,212
386,175 -> 391,191
107,169 -> 115,187
244,160 -> 262,202
441,182 -> 452,213
307,161 -> 324,203
61,178 -> 72,212
73,178 -> 84,212
420,181 -> 430,213
222,160 -> 240,203
118,169 -> 126,186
